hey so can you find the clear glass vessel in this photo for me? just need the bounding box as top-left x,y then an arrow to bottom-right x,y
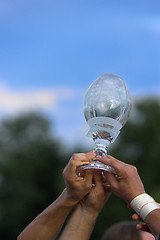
76,73 -> 132,179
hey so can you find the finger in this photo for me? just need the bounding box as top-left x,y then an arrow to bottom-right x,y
68,151 -> 96,171
132,213 -> 143,222
136,224 -> 151,233
96,155 -> 126,177
93,171 -> 112,192
84,169 -> 94,184
85,169 -> 94,177
96,154 -> 119,165
64,159 -> 90,179
93,173 -> 102,187
103,183 -> 112,192
93,174 -> 112,200
65,152 -> 95,179
71,157 -> 91,170
104,171 -> 118,189
86,151 -> 96,160
70,152 -> 95,164
97,155 -> 133,177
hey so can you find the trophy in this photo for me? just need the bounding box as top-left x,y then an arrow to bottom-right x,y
76,73 -> 131,179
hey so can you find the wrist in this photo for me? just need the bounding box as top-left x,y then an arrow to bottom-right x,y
125,190 -> 145,203
78,202 -> 100,219
58,189 -> 79,208
130,193 -> 160,221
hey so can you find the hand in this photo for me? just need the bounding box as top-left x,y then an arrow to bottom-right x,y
96,155 -> 145,203
132,213 -> 151,233
59,171 -> 111,240
63,151 -> 96,203
132,202 -> 160,233
79,172 -> 112,216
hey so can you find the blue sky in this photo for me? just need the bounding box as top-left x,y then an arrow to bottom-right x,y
0,0 -> 159,148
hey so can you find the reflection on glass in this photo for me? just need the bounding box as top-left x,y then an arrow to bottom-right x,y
77,73 -> 132,179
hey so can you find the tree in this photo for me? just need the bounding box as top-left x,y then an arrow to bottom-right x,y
0,97 -> 160,240
90,97 -> 160,239
0,112 -> 66,239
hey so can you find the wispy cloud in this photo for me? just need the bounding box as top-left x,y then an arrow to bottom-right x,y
0,84 -> 75,113
144,16 -> 160,35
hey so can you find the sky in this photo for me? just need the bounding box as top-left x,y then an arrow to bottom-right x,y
0,0 -> 159,148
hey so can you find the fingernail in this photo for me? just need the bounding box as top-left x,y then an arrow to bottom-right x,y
96,155 -> 102,159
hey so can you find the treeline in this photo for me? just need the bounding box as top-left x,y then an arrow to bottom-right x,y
0,97 -> 160,239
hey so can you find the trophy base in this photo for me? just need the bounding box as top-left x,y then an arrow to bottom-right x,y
76,160 -> 116,185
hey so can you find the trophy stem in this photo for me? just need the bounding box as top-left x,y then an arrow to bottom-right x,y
77,73 -> 131,183
94,138 -> 109,156
76,131 -> 116,179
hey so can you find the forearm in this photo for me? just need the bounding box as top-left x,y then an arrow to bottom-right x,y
59,203 -> 98,240
18,189 -> 77,240
145,209 -> 160,237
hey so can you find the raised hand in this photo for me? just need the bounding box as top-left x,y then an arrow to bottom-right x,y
96,154 -> 145,203
63,151 -> 96,203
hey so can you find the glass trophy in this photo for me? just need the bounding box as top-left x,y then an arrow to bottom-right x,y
76,73 -> 131,179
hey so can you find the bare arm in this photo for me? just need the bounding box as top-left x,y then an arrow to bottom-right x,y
18,189 -> 77,240
59,203 -> 97,240
132,204 -> 160,236
97,155 -> 160,237
59,174 -> 112,240
17,151 -> 95,240
145,209 -> 160,237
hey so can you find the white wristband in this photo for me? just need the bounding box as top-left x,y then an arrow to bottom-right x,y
130,193 -> 160,220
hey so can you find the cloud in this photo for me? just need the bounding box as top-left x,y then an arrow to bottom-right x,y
0,84 -> 75,113
145,16 -> 160,35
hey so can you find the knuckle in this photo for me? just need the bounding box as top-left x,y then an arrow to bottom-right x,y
132,166 -> 137,171
123,167 -> 128,175
125,165 -> 137,177
68,158 -> 76,168
70,160 -> 76,169
129,165 -> 137,173
72,153 -> 78,160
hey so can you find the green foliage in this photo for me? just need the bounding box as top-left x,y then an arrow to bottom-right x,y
111,98 -> 160,192
91,97 -> 160,239
0,97 -> 160,239
0,112 -> 66,239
